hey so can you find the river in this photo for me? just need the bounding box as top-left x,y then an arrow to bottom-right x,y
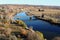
14,12 -> 60,40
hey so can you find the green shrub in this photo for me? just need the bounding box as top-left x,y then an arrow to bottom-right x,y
36,31 -> 44,40
16,20 -> 27,28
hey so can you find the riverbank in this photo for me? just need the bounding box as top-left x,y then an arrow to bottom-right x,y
34,15 -> 60,25
26,11 -> 60,25
0,5 -> 60,40
0,5 -> 60,25
0,19 -> 45,40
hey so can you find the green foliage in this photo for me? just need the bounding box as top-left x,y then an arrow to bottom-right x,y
36,31 -> 44,40
17,38 -> 23,40
16,20 -> 27,28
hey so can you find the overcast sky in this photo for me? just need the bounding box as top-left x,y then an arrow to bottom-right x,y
0,0 -> 60,6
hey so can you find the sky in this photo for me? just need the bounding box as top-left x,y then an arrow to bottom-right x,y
0,0 -> 60,6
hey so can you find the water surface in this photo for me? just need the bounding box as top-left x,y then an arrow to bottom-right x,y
14,12 -> 60,40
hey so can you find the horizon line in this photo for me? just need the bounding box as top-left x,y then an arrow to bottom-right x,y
0,4 -> 60,6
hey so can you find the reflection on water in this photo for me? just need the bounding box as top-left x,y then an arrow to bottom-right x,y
14,12 -> 60,39
14,12 -> 35,21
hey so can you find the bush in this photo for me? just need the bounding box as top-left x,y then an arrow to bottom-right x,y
16,20 -> 27,28
36,31 -> 44,40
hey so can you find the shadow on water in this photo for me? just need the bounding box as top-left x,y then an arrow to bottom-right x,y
14,12 -> 60,40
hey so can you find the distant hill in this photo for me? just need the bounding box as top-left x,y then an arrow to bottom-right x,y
0,4 -> 60,10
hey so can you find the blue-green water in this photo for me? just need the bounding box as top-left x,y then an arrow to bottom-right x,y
14,12 -> 60,39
